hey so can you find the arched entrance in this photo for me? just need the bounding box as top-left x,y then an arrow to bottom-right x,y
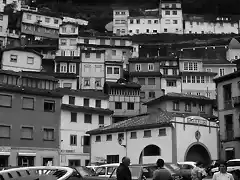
139,144 -> 161,164
185,143 -> 211,165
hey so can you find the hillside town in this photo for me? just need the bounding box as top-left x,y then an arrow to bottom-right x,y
0,0 -> 240,176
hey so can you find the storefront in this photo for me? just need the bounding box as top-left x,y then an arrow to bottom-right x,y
17,152 -> 36,166
0,147 -> 11,167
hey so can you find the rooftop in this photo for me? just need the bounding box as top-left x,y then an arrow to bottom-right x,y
104,78 -> 141,89
144,92 -> 214,106
228,38 -> 240,49
213,70 -> 240,84
87,109 -> 173,135
129,56 -> 178,62
2,47 -> 43,57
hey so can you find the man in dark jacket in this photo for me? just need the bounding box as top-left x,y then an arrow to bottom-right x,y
117,157 -> 132,180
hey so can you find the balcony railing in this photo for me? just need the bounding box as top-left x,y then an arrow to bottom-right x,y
83,145 -> 90,153
232,96 -> 240,107
226,130 -> 234,141
224,100 -> 233,109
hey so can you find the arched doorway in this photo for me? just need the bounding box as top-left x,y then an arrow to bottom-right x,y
185,143 -> 211,165
139,144 -> 161,164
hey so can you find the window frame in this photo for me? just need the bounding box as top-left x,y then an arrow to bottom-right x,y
22,97 -> 34,110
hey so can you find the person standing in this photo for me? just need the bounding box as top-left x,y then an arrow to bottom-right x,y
212,162 -> 234,180
153,159 -> 172,180
116,157 -> 132,180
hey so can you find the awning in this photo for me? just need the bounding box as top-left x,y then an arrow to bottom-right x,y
225,147 -> 234,151
0,152 -> 10,156
18,152 -> 36,156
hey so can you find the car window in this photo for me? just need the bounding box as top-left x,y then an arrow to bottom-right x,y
107,167 -> 115,175
129,166 -> 142,179
227,161 -> 240,167
182,165 -> 192,169
95,167 -> 106,175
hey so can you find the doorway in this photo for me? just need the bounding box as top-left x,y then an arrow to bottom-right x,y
0,155 -> 9,167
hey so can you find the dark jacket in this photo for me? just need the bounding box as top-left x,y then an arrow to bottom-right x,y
116,163 -> 132,180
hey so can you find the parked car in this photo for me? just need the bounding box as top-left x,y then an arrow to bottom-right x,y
177,162 -> 196,180
94,163 -> 120,177
211,159 -> 240,174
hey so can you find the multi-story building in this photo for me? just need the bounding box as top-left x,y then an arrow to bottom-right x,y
80,50 -> 105,90
183,14 -> 239,34
103,78 -> 141,123
226,38 -> 240,61
214,71 -> 240,160
59,88 -> 113,167
112,6 -> 129,36
159,1 -> 183,34
87,92 -> 218,165
57,22 -> 79,57
0,13 -> 8,46
0,69 -> 62,166
0,0 -> 22,12
1,47 -> 43,72
127,16 -> 161,35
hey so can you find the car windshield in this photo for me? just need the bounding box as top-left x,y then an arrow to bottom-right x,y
129,166 -> 142,179
75,166 -> 95,176
227,161 -> 240,167
166,163 -> 180,171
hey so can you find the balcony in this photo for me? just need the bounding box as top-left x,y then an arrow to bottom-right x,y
23,38 -> 58,50
225,130 -> 234,141
224,100 -> 233,110
232,96 -> 240,107
83,145 -> 90,153
21,5 -> 38,12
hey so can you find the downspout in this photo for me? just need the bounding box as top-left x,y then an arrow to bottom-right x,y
125,129 -> 128,157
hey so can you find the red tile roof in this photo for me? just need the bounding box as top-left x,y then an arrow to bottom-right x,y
87,109 -> 173,135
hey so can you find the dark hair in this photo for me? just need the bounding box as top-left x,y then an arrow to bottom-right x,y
219,161 -> 227,167
196,161 -> 203,166
156,159 -> 164,167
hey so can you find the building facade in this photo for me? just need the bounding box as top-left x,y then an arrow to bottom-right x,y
1,47 -> 43,72
103,79 -> 141,123
0,70 -> 62,167
112,6 -> 129,36
0,13 -> 8,47
87,93 -> 218,165
214,71 -> 240,160
59,89 -> 113,167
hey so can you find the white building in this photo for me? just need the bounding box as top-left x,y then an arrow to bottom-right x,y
0,13 -> 8,46
127,16 -> 161,35
0,0 -> 22,12
112,6 -> 129,36
63,16 -> 88,26
1,47 -> 42,72
59,89 -> 113,167
159,1 -> 183,34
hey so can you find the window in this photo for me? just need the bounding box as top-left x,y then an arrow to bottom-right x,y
197,92 -> 201,96
95,79 -> 101,87
96,135 -> 101,142
163,68 -> 168,75
130,132 -> 137,139
149,91 -> 155,98
69,63 -> 76,73
165,19 -> 170,24
21,127 -> 33,139
138,78 -> 145,85
96,53 -> 101,58
159,128 -> 166,136
115,102 -> 122,109
148,78 -> 155,85
140,92 -> 145,99
44,100 -> 55,112
191,76 -> 196,83
54,19 -> 58,24
22,97 -> 34,110
112,50 -> 116,56
136,19 -> 140,24
61,50 -> 65,56
60,39 -> 66,45
69,96 -> 75,105
96,100 -> 101,108
10,55 -> 17,62
196,76 -> 200,83
182,76 -> 186,83
185,103 -> 191,112
130,19 -> 133,24
63,83 -> 72,88
167,80 -> 177,87
143,130 -> 151,137
95,65 -> 102,73
0,26 -> 2,32
193,62 -> 198,71
43,128 -> 54,141
173,101 -> 179,111
84,98 -> 89,107
107,67 -> 112,74
70,135 -> 77,145
148,63 -> 154,71
60,63 -> 67,73
220,68 -> 225,76
0,15 -> 3,20
114,67 -> 120,74
0,125 -> 10,138
127,102 -> 134,110
68,160 -> 80,167
84,39 -> 89,44
183,62 -> 188,70
136,29 -> 139,34
27,14 -> 31,20
84,114 -> 92,124
173,69 -> 178,75
165,11 -> 170,15
85,52 -> 90,58
189,62 -> 193,70
135,64 -> 141,71
200,105 -> 205,112
172,10 -> 177,15
148,20 -> 151,24
45,17 -> 50,23
99,115 -> 104,125
71,112 -> 77,122
70,39 -> 76,46
106,134 -> 112,141
27,57 -> 34,64
0,94 -> 12,107
84,65 -> 90,72
206,92 -> 211,98
173,20 -> 178,24
154,20 -> 158,24
71,27 -> 75,33
107,155 -> 119,164
84,79 -> 90,86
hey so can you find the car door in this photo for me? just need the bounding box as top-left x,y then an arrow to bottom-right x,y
179,164 -> 192,180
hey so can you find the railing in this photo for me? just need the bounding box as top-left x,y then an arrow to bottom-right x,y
232,96 -> 240,107
226,130 -> 234,141
224,100 -> 233,109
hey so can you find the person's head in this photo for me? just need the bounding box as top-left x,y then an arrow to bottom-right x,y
219,161 -> 227,173
196,161 -> 203,168
156,159 -> 165,168
122,157 -> 131,167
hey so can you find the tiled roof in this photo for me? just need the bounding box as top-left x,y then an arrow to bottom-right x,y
144,92 -> 214,106
129,71 -> 162,77
22,71 -> 78,79
77,43 -> 132,49
54,56 -> 80,62
169,112 -> 218,122
22,9 -> 62,18
104,79 -> 141,89
129,56 -> 178,62
87,109 -> 173,135
228,38 -> 240,49
81,50 -> 105,53
2,46 -> 43,57
214,70 -> 240,84
56,88 -> 109,100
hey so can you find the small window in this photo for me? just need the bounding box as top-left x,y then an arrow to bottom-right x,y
127,102 -> 134,110
148,78 -> 155,85
118,133 -> 124,139
115,102 -> 122,109
43,128 -> 54,141
159,129 -> 166,136
0,94 -> 12,107
44,100 -> 55,112
149,91 -> 155,98
10,55 -> 17,62
71,112 -> 77,122
69,96 -> 75,105
84,114 -> 92,124
60,39 -> 66,45
96,53 -> 101,58
185,102 -> 191,112
138,78 -> 145,85
85,53 -> 90,58
148,63 -> 154,71
112,50 -> 116,56
148,20 -> 151,24
27,57 -> 34,64
135,64 -> 141,71
70,135 -> 77,145
114,67 -> 120,74
106,134 -> 112,141
107,67 -> 112,74
84,98 -> 89,107
0,15 -> 3,21
130,132 -> 137,139
173,20 -> 178,24
96,135 -> 101,142
154,20 -> 158,24
99,115 -> 104,125
22,97 -> 34,110
143,130 -> 151,137
96,100 -> 101,108
95,79 -> 101,87
84,79 -> 90,86
21,126 -> 33,139
173,101 -> 179,111
0,125 -> 10,138
45,17 -> 50,23
172,10 -> 177,15
200,104 -> 205,112
167,80 -> 177,87
54,19 -> 58,24
165,11 -> 170,15
27,14 -> 31,20
140,92 -> 145,99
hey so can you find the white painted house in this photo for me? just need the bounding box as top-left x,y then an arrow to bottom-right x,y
59,89 -> 113,167
1,47 -> 43,72
112,6 -> 129,36
88,93 -> 219,164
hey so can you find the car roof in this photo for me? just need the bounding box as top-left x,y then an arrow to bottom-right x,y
227,159 -> 240,162
99,163 -> 120,167
178,162 -> 196,165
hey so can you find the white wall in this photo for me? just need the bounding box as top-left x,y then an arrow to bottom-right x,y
58,79 -> 78,90
161,79 -> 182,94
